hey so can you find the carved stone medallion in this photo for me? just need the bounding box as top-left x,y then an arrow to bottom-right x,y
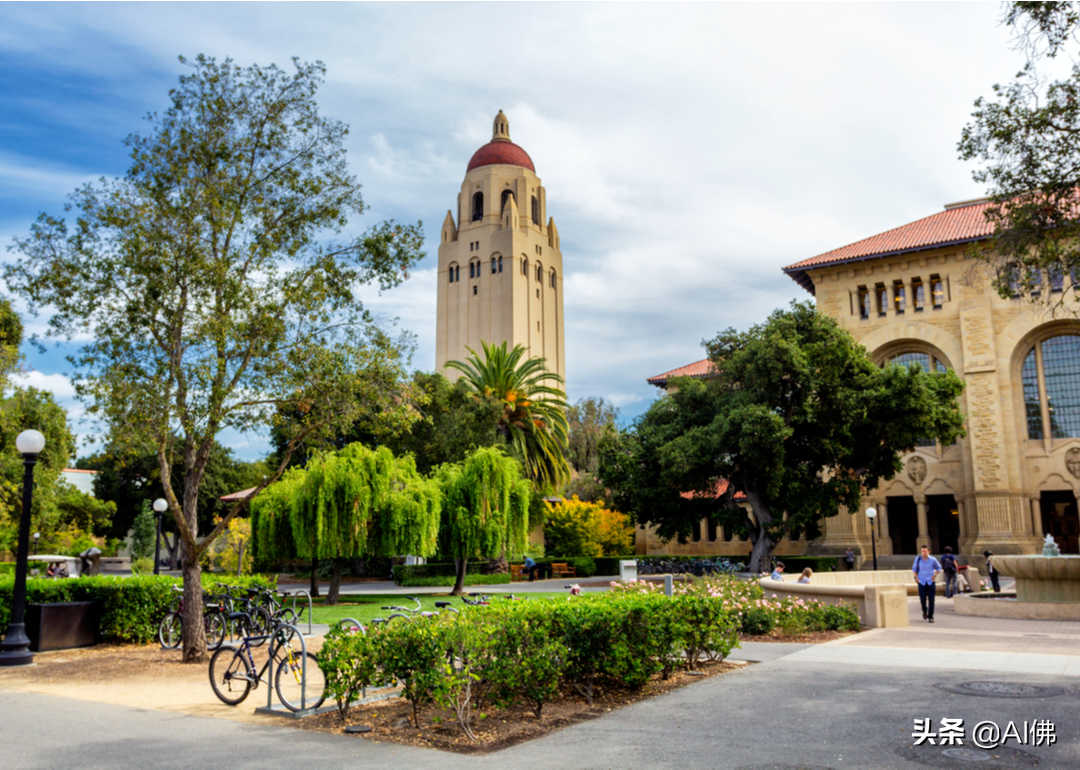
907,456 -> 927,486
1067,447 -> 1080,480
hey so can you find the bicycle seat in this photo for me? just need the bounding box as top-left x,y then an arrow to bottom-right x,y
227,612 -> 250,622
434,601 -> 451,608
279,590 -> 291,596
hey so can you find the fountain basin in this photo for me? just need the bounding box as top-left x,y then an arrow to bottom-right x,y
991,555 -> 1080,603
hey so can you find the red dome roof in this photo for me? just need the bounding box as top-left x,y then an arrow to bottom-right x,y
467,140 -> 535,173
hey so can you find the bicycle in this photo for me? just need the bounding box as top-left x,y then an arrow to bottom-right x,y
216,585 -> 272,646
208,617 -> 326,712
158,587 -> 227,651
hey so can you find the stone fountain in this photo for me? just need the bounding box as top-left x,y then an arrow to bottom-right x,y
992,535 -> 1080,603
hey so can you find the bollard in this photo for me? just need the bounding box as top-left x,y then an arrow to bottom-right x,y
664,574 -> 673,597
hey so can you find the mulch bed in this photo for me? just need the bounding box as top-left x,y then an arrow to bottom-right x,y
293,659 -> 744,753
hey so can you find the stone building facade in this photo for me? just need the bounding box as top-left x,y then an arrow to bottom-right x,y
435,112 -> 565,383
642,198 -> 1080,559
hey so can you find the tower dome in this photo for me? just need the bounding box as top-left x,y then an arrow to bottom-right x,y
466,110 -> 535,173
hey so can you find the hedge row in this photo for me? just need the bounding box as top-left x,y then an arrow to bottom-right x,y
0,573 -> 276,644
318,592 -> 740,740
399,574 -> 510,587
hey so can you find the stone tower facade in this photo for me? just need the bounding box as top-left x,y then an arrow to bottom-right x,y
435,111 -> 565,382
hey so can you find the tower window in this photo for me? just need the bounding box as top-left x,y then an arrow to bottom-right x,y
893,281 -> 906,313
531,195 -> 539,223
473,285 -> 478,296
536,265 -> 542,282
498,256 -> 503,273
469,262 -> 475,279
448,266 -> 454,284
491,257 -> 496,274
875,284 -> 887,316
1050,264 -> 1064,293
930,275 -> 944,307
471,192 -> 483,222
550,269 -> 556,288
501,189 -> 514,212
857,286 -> 870,319
912,277 -> 925,311
522,258 -> 528,276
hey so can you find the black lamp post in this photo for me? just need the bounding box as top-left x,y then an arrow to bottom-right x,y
0,429 -> 47,667
153,498 -> 167,575
866,506 -> 879,571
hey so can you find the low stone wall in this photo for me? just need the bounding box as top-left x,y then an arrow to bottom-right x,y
759,577 -> 909,628
770,568 -> 982,596
953,592 -> 1080,620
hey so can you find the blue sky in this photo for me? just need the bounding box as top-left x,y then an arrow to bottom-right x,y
0,2 -> 1024,461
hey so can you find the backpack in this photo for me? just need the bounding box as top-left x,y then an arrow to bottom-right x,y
941,553 -> 957,574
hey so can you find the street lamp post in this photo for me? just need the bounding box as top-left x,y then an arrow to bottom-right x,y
865,507 -> 878,571
32,532 -> 39,556
0,429 -> 47,667
153,498 -> 167,576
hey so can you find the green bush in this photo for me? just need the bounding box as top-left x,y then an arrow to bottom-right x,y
392,561 -> 486,584
0,573 -> 276,643
0,563 -> 14,576
773,557 -> 839,574
593,556 -> 637,575
740,606 -> 776,635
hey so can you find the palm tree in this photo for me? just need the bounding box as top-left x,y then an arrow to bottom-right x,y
446,341 -> 570,490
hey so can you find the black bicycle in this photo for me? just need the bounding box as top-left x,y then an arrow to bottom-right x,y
158,587 -> 227,651
207,617 -> 326,712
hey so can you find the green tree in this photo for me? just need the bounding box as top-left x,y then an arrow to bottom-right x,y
598,302 -> 967,573
543,495 -> 632,557
7,55 -> 424,661
130,500 -> 156,560
565,397 -> 619,504
446,342 -> 570,491
251,442 -> 440,604
435,446 -> 531,595
959,1 -> 1080,309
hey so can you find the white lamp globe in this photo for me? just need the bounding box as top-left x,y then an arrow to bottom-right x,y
865,507 -> 877,520
16,430 -> 46,455
153,498 -> 168,513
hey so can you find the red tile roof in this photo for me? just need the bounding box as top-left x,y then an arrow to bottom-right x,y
681,478 -> 747,502
647,358 -> 717,387
783,198 -> 994,294
467,140 -> 535,173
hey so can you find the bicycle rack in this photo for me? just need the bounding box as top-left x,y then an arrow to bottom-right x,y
253,622 -> 313,715
291,589 -> 313,635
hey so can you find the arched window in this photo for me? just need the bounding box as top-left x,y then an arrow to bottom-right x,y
471,192 -> 483,222
501,189 -> 514,212
448,264 -> 455,284
522,258 -> 528,277
886,352 -> 950,447
1022,334 -> 1080,439
531,196 -> 540,223
491,257 -> 496,274
498,256 -> 503,273
550,269 -> 556,288
469,262 -> 475,279
536,263 -> 543,283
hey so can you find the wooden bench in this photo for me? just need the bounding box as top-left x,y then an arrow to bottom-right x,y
509,564 -> 529,582
551,562 -> 576,578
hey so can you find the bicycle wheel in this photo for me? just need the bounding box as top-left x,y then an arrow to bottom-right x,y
208,646 -> 252,706
386,613 -> 411,623
275,652 -> 326,712
247,607 -> 273,647
158,612 -> 182,649
204,612 -> 227,651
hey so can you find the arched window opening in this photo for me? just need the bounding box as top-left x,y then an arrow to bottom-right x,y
886,352 -> 950,446
498,256 -> 503,273
501,189 -> 514,213
455,265 -> 460,282
1022,334 -> 1080,440
491,257 -> 496,274
531,196 -> 540,223
536,264 -> 542,282
522,258 -> 528,277
550,269 -> 556,288
471,192 -> 483,222
448,265 -> 455,284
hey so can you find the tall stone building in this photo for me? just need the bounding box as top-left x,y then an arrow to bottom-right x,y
643,198 -> 1080,558
435,111 -> 565,381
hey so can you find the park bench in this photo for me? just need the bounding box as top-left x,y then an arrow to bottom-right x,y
551,562 -> 576,578
509,564 -> 529,582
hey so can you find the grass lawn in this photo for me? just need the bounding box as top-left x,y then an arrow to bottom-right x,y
306,592 -> 568,626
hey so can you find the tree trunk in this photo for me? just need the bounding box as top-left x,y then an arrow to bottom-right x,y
164,532 -> 180,570
326,558 -> 343,605
748,530 -> 776,575
180,553 -> 207,663
236,543 -> 245,577
309,557 -> 320,598
451,556 -> 467,596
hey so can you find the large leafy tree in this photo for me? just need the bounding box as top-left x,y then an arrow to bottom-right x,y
251,442 -> 440,604
598,302 -> 967,573
565,397 -> 619,504
435,446 -> 531,595
446,342 -> 570,491
6,55 -> 424,661
959,1 -> 1080,308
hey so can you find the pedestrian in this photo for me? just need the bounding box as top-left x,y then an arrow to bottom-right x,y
940,546 -> 958,598
798,567 -> 812,584
770,562 -> 785,581
912,545 -> 942,623
524,555 -> 539,582
983,550 -> 1001,593
845,547 -> 855,571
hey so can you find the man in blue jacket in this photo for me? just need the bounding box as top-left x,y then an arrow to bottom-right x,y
913,545 -> 942,623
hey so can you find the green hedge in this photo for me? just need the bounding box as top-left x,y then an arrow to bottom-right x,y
539,557 -> 597,578
392,562 -> 487,584
0,573 -> 276,644
593,556 -> 637,575
318,592 -> 740,731
772,557 -> 839,574
0,563 -> 14,576
399,574 -> 511,587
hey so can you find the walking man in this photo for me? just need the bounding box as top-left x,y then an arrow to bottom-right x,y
940,546 -> 958,598
913,545 -> 942,623
845,548 -> 856,571
983,550 -> 1001,593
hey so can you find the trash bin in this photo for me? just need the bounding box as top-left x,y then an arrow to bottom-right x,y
619,560 -> 638,581
26,601 -> 99,652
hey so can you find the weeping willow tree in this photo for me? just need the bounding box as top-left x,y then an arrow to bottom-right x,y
435,446 -> 532,595
251,443 -> 441,603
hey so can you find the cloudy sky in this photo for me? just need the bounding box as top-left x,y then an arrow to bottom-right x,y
0,2 -> 1023,461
